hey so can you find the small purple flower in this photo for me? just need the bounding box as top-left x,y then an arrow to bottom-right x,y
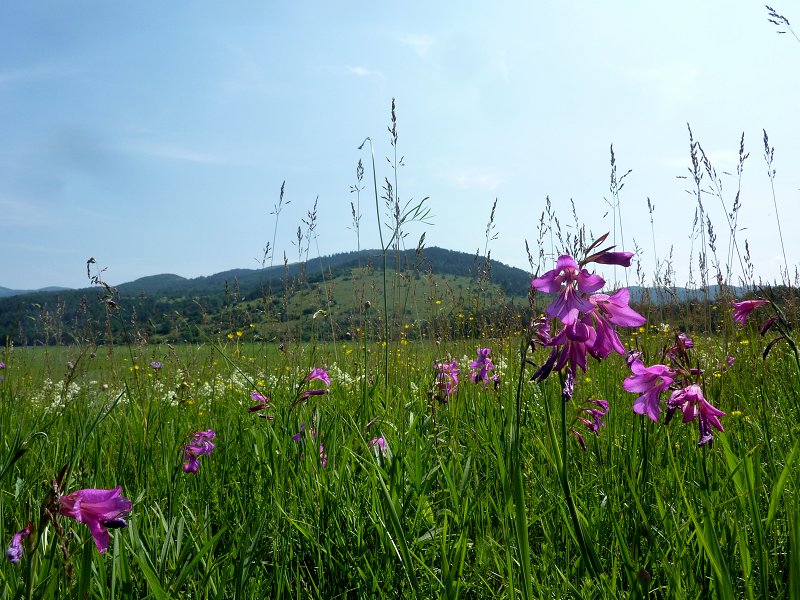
249,391 -> 271,412
726,355 -> 735,367
532,255 -> 605,325
305,368 -> 331,387
434,360 -> 459,403
577,398 -> 609,434
369,436 -> 389,457
183,430 -> 216,474
666,384 -> 725,446
57,487 -> 132,553
6,523 -> 32,564
623,360 -> 675,421
469,348 -> 495,385
292,422 -> 306,442
319,444 -> 328,468
0,361 -> 5,369
149,361 -> 163,371
732,299 -> 768,326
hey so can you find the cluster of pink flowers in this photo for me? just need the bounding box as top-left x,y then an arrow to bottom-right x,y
623,333 -> 725,446
531,245 -> 645,382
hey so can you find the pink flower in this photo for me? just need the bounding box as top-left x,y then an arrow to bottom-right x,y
469,348 -> 495,385
434,360 -> 459,402
589,288 -> 646,328
183,430 -> 216,474
732,299 -> 768,325
532,255 -> 605,325
666,384 -> 725,446
623,361 -> 675,421
305,368 -> 331,387
57,487 -> 132,553
369,436 -> 389,457
5,523 -> 32,564
577,398 -> 609,434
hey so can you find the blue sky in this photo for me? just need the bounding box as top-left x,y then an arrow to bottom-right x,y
2,1 -> 798,290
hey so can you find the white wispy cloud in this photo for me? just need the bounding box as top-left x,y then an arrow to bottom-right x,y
118,142 -> 244,166
346,65 -> 383,78
394,33 -> 435,57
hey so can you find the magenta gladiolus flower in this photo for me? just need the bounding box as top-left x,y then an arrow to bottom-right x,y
591,251 -> 634,267
623,360 -> 675,421
183,430 -> 216,474
667,384 -> 725,446
589,289 -> 646,328
57,487 -> 132,553
305,368 -> 331,387
551,319 -> 595,374
732,299 -> 768,325
5,524 -> 32,564
469,348 -> 495,385
532,255 -> 605,325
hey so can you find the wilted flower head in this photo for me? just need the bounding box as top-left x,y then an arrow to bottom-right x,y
183,430 -> 216,474
666,384 -> 725,446
731,299 -> 768,325
57,487 -> 132,553
5,523 -> 32,564
469,347 -> 495,385
532,255 -> 604,325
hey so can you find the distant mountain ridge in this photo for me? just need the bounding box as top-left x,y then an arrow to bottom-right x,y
0,285 -> 72,298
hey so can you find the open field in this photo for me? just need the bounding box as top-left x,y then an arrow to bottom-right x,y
2,276 -> 799,598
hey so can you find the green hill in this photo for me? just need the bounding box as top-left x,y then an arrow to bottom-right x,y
0,247 -> 532,345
